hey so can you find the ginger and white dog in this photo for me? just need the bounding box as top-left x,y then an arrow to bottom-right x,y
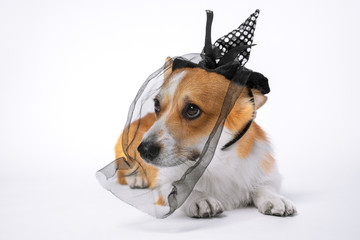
115,57 -> 296,218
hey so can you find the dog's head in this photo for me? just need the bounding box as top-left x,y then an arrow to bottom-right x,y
137,57 -> 268,167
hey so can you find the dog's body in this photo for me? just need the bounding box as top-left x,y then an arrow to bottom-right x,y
115,58 -> 296,217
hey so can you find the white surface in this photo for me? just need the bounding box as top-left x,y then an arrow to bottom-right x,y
1,0 -> 360,239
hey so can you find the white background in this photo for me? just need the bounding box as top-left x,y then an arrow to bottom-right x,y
1,0 -> 360,239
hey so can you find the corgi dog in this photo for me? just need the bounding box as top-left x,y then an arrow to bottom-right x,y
115,57 -> 297,218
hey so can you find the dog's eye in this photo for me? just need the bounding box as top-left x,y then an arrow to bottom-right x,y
183,104 -> 201,119
154,99 -> 161,114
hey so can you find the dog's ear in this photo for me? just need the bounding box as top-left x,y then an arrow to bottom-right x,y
164,57 -> 173,81
247,71 -> 269,110
252,89 -> 267,110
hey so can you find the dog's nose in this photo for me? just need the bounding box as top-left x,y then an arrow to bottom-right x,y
137,141 -> 160,161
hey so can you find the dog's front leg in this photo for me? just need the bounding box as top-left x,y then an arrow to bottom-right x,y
181,190 -> 224,218
252,186 -> 297,217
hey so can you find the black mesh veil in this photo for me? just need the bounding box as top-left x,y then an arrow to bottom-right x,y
96,10 -> 268,218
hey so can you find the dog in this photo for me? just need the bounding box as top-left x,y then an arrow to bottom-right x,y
115,56 -> 297,218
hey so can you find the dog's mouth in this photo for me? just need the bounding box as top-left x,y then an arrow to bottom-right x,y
188,151 -> 201,162
140,149 -> 201,167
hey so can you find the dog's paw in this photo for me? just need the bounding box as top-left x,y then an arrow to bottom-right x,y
257,196 -> 297,217
125,174 -> 148,189
186,197 -> 224,218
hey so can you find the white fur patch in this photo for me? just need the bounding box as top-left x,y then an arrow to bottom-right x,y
189,139 -> 280,210
168,71 -> 186,98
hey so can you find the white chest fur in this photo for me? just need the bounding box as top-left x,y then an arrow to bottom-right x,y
157,127 -> 281,211
193,139 -> 280,210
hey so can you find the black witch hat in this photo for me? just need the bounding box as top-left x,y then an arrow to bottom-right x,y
173,9 -> 270,95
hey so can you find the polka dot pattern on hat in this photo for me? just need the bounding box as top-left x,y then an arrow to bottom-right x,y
214,9 -> 259,66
